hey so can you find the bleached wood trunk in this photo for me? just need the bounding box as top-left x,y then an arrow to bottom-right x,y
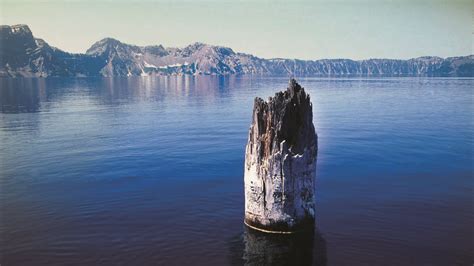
244,79 -> 318,233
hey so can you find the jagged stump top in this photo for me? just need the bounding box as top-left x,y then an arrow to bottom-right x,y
251,79 -> 316,159
244,79 -> 317,233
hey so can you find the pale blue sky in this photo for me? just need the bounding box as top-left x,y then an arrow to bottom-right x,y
1,0 -> 472,60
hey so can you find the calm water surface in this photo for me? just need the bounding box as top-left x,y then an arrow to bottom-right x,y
0,76 -> 472,265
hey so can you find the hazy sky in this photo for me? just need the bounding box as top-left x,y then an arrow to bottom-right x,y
1,0 -> 472,60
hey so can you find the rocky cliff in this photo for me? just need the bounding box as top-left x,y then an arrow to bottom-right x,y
244,79 -> 318,233
1,24 -> 473,77
0,25 -> 103,77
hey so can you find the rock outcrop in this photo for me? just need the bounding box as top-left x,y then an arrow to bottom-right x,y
0,24 -> 103,77
1,24 -> 473,77
244,79 -> 318,233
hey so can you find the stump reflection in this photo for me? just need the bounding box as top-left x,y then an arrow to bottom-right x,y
229,225 -> 327,266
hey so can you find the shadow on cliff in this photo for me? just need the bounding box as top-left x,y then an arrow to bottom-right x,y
228,225 -> 327,266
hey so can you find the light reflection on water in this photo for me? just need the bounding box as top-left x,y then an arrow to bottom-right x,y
228,226 -> 327,266
0,76 -> 472,265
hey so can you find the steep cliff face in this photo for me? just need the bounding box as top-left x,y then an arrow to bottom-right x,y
1,24 -> 473,77
0,24 -> 37,68
0,24 -> 69,77
244,79 -> 318,233
84,39 -> 268,76
0,25 -> 103,77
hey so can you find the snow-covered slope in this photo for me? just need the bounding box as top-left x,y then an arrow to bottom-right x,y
1,24 -> 473,77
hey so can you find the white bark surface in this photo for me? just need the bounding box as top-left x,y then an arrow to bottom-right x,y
244,79 -> 317,232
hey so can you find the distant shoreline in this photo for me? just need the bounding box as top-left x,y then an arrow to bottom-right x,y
1,24 -> 473,78
3,74 -> 474,80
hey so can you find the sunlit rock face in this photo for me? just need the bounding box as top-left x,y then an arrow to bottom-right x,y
244,79 -> 318,232
2,24 -> 473,77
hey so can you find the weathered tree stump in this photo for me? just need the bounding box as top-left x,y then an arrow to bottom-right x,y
244,79 -> 318,233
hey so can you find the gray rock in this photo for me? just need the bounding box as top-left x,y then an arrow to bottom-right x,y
1,24 -> 473,77
244,79 -> 318,233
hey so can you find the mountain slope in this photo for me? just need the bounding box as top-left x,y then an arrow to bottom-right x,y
0,25 -> 106,77
0,24 -> 472,77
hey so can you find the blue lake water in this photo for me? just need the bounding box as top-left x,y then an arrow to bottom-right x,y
0,76 -> 472,265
